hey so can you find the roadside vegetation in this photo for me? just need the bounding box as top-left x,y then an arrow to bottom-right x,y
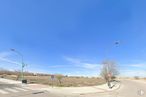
134,76 -> 140,80
0,69 -> 105,87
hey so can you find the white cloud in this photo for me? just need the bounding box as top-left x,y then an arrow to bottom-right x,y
129,64 -> 146,68
64,57 -> 81,64
120,63 -> 146,69
47,65 -> 63,68
120,70 -> 146,77
0,52 -> 11,58
0,51 -> 20,65
119,63 -> 146,77
64,56 -> 101,70
0,57 -> 20,65
81,63 -> 99,69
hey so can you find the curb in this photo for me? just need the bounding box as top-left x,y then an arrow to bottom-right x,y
79,81 -> 121,95
25,81 -> 121,95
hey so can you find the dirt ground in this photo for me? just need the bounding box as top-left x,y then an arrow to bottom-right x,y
0,74 -> 105,87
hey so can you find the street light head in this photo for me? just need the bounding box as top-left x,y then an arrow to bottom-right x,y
114,41 -> 120,45
10,48 -> 15,51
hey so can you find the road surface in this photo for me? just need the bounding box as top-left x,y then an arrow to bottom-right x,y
79,80 -> 146,97
0,81 -> 66,97
116,80 -> 146,97
0,79 -> 146,97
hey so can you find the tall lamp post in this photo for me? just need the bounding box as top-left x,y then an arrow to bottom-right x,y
106,41 -> 120,88
10,49 -> 26,81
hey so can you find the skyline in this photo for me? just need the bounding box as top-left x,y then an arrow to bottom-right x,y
0,0 -> 146,77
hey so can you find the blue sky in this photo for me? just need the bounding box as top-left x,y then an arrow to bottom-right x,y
0,0 -> 146,77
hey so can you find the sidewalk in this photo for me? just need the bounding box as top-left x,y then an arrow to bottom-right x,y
0,78 -> 121,94
28,81 -> 121,94
0,78 -> 21,84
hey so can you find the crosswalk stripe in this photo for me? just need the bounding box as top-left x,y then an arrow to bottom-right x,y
0,89 -> 9,94
22,87 -> 33,90
4,88 -> 19,93
13,87 -> 28,91
0,87 -> 32,94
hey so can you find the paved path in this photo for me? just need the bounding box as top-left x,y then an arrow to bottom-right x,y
0,78 -> 21,84
79,80 -> 146,97
1,78 -> 146,97
29,80 -> 120,95
0,78 -> 67,97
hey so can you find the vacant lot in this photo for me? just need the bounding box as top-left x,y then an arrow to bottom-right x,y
0,71 -> 105,87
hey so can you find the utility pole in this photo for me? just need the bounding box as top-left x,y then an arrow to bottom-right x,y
10,49 -> 26,81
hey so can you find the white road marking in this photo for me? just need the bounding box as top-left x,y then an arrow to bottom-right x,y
4,88 -> 19,93
0,89 -> 9,94
13,87 -> 28,91
22,87 -> 33,90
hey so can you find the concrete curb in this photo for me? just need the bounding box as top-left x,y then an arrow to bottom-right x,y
79,81 -> 121,95
22,80 -> 122,95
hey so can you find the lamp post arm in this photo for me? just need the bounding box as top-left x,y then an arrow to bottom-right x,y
14,50 -> 24,63
10,49 -> 25,81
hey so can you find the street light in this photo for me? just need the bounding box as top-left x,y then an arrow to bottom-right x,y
106,41 -> 120,88
10,49 -> 26,81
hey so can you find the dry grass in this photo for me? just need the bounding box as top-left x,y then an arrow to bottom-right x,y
2,75 -> 105,87
0,70 -> 105,87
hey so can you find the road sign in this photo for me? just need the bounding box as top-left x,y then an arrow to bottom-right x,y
51,75 -> 55,80
107,73 -> 112,77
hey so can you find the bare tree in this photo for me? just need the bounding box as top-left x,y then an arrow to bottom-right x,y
100,60 -> 119,88
56,74 -> 63,86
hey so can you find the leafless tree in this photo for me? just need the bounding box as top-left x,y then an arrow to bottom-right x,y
100,60 -> 119,88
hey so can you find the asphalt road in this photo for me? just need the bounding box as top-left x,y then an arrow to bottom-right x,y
0,80 -> 146,97
79,80 -> 146,97
116,80 -> 146,97
0,81 -> 68,97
